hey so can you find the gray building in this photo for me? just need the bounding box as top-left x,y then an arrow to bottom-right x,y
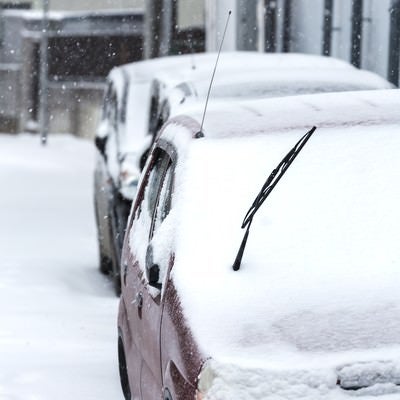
0,5 -> 144,135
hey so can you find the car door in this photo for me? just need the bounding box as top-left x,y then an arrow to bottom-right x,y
124,144 -> 175,399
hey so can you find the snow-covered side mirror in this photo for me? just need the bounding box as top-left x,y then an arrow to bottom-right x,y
146,244 -> 161,289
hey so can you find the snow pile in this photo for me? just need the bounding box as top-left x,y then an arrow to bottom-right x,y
0,134 -> 121,400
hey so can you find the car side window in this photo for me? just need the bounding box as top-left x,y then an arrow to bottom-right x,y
151,163 -> 172,237
128,145 -> 175,289
135,148 -> 172,243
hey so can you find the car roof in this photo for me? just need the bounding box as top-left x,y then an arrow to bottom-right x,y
109,52 -> 355,103
166,88 -> 400,140
152,52 -> 356,90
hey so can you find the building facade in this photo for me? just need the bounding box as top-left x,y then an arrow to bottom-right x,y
206,0 -> 400,86
0,0 -> 143,11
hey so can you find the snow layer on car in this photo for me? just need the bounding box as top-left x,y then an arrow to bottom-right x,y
200,359 -> 400,399
163,90 -> 400,397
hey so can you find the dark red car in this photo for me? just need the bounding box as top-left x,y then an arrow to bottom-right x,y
118,89 -> 400,400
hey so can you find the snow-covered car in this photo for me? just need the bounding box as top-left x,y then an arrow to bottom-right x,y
118,89 -> 400,400
151,54 -> 393,129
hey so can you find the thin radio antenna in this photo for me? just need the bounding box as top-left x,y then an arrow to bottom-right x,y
197,10 -> 232,137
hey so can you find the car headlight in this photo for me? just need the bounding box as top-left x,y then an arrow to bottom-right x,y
195,361 -> 216,400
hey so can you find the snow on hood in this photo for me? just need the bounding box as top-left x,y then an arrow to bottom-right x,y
165,90 -> 400,380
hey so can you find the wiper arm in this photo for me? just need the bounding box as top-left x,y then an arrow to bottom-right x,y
232,126 -> 317,271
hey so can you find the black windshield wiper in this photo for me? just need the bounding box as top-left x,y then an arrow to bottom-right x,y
232,126 -> 317,271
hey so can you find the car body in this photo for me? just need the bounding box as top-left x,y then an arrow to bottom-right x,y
118,88 -> 400,399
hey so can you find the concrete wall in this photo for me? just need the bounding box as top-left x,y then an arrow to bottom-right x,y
178,0 -> 204,29
361,0 -> 391,78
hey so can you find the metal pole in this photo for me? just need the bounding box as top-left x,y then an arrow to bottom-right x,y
388,0 -> 400,86
351,0 -> 363,68
282,0 -> 292,52
144,0 -> 163,59
237,0 -> 258,51
39,0 -> 49,145
264,0 -> 276,52
159,0 -> 177,56
322,0 -> 333,56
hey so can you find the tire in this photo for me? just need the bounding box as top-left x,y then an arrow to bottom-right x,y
113,272 -> 122,296
110,195 -> 131,296
118,336 -> 131,400
94,198 -> 112,275
99,252 -> 112,275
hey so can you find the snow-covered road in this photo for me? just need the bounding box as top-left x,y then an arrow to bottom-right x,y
0,134 -> 122,400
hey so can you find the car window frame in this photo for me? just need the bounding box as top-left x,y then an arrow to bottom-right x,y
128,139 -> 177,252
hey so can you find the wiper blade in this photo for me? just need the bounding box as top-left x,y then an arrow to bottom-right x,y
232,126 -> 317,271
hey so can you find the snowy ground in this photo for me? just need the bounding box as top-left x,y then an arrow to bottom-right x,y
0,134 -> 122,400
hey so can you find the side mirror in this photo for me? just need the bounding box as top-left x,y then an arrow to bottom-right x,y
95,136 -> 107,158
145,245 -> 161,289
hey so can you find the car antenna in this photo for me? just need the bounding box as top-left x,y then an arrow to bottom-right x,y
232,126 -> 317,271
196,10 -> 232,138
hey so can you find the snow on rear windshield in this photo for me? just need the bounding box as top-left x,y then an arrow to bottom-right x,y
171,124 -> 400,367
